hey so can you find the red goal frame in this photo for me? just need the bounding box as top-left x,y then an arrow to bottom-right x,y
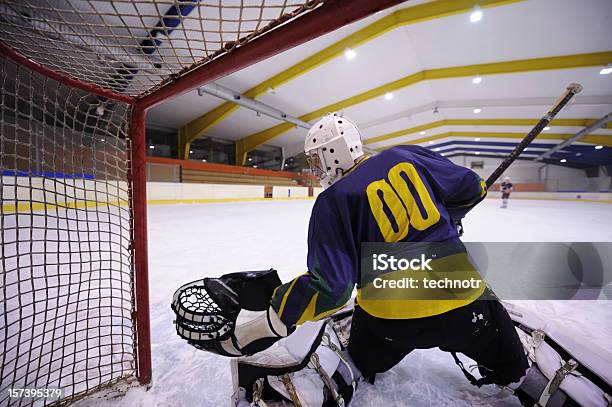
0,0 -> 404,389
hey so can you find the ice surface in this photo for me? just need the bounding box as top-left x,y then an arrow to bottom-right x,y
83,198 -> 612,406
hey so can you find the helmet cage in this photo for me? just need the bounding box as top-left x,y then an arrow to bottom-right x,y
306,136 -> 356,188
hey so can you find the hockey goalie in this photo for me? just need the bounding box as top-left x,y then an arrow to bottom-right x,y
171,113 -> 611,406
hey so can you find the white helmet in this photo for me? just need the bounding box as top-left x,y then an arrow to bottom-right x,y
304,113 -> 364,188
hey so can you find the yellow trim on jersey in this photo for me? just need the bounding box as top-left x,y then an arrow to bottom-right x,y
343,155 -> 370,177
355,295 -> 485,319
276,272 -> 308,318
295,292 -> 347,326
356,252 -> 486,319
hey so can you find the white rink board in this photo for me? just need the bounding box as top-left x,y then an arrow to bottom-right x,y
147,182 -> 264,201
272,186 -> 309,198
76,198 -> 612,407
487,191 -> 612,201
2,176 -> 129,208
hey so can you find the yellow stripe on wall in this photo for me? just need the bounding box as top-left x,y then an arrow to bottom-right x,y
2,197 -> 315,214
179,0 -> 526,160
236,52 -> 612,163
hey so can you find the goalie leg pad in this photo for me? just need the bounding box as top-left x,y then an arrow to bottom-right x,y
231,313 -> 361,406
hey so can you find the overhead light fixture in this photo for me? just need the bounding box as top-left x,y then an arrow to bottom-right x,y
576,152 -> 582,156
248,157 -> 253,161
420,131 -> 426,135
189,150 -> 193,154
543,126 -> 550,131
434,148 -> 440,151
474,137 -> 481,141
344,48 -> 356,60
441,153 -> 446,156
472,75 -> 482,84
599,65 -> 612,75
560,159 -> 567,163
470,6 -> 483,23
595,145 -> 603,150
475,151 -> 480,155
149,145 -> 154,149
428,141 -> 434,145
100,138 -> 105,142
384,92 -> 394,100
473,108 -> 482,114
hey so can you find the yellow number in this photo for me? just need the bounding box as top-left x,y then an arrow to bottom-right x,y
388,162 -> 440,230
366,180 -> 409,242
367,162 -> 440,241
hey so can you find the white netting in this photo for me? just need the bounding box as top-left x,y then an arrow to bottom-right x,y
0,0 -> 323,97
1,55 -> 135,406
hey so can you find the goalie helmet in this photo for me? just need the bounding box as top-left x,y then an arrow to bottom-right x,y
305,112 -> 364,188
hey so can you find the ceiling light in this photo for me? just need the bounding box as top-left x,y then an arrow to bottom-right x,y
149,145 -> 154,149
189,150 -> 193,154
428,141 -> 434,145
543,126 -> 550,131
384,92 -> 394,100
595,145 -> 603,150
599,65 -> 612,75
420,131 -> 426,135
434,148 -> 440,151
473,108 -> 482,114
100,138 -> 105,142
560,159 -> 567,163
474,137 -> 481,141
470,6 -> 483,23
576,152 -> 582,156
472,75 -> 482,84
344,48 -> 356,60
475,151 -> 480,155
441,153 -> 446,156
248,157 -> 253,161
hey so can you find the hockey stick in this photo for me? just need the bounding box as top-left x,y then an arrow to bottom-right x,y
485,83 -> 583,189
455,83 -> 582,236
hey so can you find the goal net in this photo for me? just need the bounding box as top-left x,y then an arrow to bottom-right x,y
0,0 -> 392,405
1,54 -> 135,405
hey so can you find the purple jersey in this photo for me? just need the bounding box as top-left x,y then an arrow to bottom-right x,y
271,146 -> 486,327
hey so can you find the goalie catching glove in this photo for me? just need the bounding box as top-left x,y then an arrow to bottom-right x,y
171,269 -> 290,357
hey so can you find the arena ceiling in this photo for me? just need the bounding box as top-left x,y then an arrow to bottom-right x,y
146,0 -> 612,169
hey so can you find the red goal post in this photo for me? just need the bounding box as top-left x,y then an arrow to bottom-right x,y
0,0 -> 403,405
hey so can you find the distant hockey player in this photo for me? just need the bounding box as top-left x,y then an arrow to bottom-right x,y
232,113 -> 528,397
500,176 -> 513,208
